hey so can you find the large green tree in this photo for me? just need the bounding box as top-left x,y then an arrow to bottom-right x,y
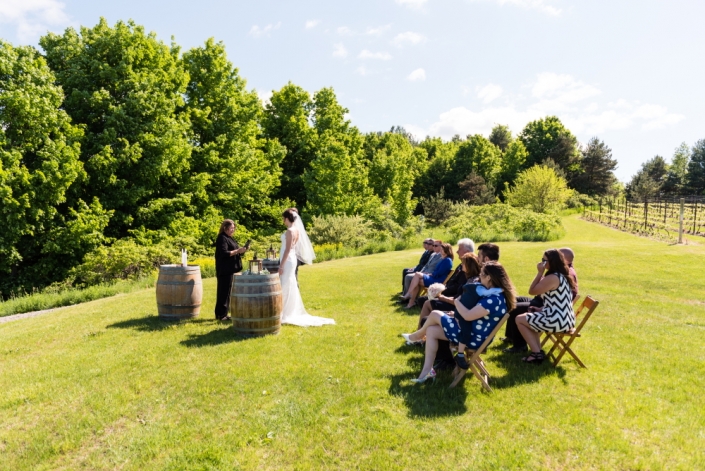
304,88 -> 379,217
497,139 -> 528,194
365,132 -> 426,224
570,137 -> 618,196
40,19 -> 192,238
0,41 -> 110,293
686,140 -> 705,195
519,116 -> 581,174
662,142 -> 690,195
181,38 -> 284,229
262,83 -> 316,208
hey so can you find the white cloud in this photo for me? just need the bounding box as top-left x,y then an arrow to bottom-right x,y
249,22 -> 281,38
256,89 -> 273,105
355,66 -> 369,76
305,20 -> 320,29
337,26 -> 353,35
395,0 -> 429,8
0,0 -> 70,42
471,0 -> 562,16
407,68 -> 426,81
332,43 -> 348,58
476,83 -> 503,104
392,31 -> 427,47
413,72 -> 684,139
358,49 -> 392,60
366,24 -> 392,36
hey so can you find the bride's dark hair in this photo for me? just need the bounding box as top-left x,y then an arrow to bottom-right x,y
283,208 -> 298,223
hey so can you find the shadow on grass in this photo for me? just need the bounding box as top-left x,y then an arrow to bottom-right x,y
477,346 -> 568,389
179,327 -> 252,348
387,293 -> 421,315
106,315 -> 215,332
388,350 -> 469,418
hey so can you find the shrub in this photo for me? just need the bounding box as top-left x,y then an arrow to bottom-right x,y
419,189 -> 466,225
70,240 -> 178,286
445,203 -> 564,242
308,215 -> 373,248
504,165 -> 572,213
565,192 -> 598,209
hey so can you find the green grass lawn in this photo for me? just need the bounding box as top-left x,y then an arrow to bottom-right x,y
2,215 -> 704,470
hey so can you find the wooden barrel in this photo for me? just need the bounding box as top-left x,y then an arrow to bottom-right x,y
156,265 -> 202,320
262,258 -> 280,274
230,273 -> 282,337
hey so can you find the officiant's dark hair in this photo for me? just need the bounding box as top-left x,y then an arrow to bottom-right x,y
283,208 -> 298,223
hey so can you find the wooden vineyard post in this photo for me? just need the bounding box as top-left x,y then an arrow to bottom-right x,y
624,197 -> 628,228
678,198 -> 685,244
693,198 -> 698,234
644,196 -> 648,231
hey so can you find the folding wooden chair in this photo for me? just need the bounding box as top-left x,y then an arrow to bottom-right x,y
449,313 -> 509,391
540,296 -> 599,367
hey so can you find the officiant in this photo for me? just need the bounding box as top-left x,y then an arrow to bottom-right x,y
214,219 -> 248,321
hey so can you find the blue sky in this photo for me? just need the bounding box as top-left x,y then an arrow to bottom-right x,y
1,0 -> 703,181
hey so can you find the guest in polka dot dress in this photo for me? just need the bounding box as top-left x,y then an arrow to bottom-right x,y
401,261 -> 516,383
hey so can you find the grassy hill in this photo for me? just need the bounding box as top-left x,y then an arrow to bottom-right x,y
1,215 -> 704,470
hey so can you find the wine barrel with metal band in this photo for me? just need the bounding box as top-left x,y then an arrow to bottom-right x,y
262,258 -> 280,274
156,265 -> 202,320
230,273 -> 283,337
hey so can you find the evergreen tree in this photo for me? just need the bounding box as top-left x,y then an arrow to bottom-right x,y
489,124 -> 512,152
686,139 -> 705,195
571,137 -> 618,196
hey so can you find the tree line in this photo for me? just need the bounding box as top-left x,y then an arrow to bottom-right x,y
1,18 -> 620,294
625,142 -> 705,200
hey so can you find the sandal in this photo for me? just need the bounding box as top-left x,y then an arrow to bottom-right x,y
522,351 -> 545,364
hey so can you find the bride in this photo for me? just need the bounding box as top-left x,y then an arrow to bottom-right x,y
278,208 -> 335,327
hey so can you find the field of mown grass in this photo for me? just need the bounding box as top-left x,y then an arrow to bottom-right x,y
1,215 -> 704,470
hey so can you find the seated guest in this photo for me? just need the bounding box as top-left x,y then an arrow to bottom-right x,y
415,238 -> 475,308
503,247 -> 578,353
401,261 -> 516,383
401,239 -> 434,293
415,251 -> 480,330
402,243 -> 454,309
476,242 -> 500,266
515,249 -> 577,364
402,239 -> 442,295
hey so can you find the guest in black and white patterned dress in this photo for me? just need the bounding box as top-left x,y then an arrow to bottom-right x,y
516,249 -> 577,364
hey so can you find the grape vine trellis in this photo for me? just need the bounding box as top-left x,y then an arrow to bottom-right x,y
583,196 -> 705,242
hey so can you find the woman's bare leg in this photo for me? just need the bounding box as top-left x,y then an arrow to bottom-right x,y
516,314 -> 542,352
407,310 -> 445,341
418,300 -> 434,329
417,326 -> 447,379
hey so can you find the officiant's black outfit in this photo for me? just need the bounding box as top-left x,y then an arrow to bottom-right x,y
214,233 -> 243,320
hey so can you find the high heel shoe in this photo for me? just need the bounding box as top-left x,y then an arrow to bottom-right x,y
401,333 -> 417,343
411,368 -> 436,384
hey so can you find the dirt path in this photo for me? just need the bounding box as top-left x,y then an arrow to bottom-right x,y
0,308 -> 61,324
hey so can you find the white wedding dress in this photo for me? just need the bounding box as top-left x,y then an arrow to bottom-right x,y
279,230 -> 335,327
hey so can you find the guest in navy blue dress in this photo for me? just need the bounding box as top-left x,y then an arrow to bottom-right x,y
403,243 -> 454,309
